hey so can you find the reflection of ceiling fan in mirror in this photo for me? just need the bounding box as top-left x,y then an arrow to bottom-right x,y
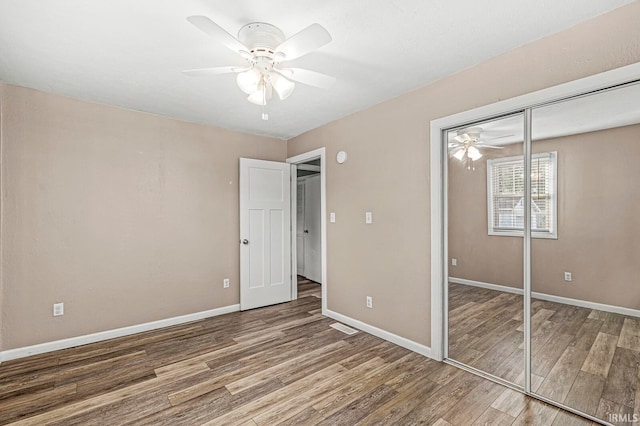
448,127 -> 512,169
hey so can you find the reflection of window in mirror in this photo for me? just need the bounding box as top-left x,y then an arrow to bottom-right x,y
487,152 -> 557,238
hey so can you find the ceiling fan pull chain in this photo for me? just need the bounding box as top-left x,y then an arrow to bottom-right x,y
262,83 -> 269,120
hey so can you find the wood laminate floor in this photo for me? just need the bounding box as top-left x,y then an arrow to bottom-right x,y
0,279 -> 592,425
296,276 -> 321,299
449,282 -> 640,425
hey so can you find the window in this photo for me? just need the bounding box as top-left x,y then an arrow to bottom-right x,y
487,152 -> 557,238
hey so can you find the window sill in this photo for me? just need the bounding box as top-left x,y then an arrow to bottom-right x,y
488,230 -> 557,239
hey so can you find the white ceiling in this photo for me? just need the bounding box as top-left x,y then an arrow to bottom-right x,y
0,0 -> 633,140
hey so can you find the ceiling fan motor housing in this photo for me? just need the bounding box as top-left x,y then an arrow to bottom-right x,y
458,126 -> 483,140
238,22 -> 285,57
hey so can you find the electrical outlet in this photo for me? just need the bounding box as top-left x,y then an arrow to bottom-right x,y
223,278 -> 230,288
53,302 -> 64,317
452,258 -> 457,266
366,296 -> 373,308
330,212 -> 336,223
564,272 -> 572,282
365,212 -> 372,224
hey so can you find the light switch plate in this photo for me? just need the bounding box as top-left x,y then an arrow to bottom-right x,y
53,302 -> 64,317
365,212 -> 372,224
330,212 -> 336,223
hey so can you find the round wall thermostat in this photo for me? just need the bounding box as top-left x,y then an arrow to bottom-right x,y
336,151 -> 347,164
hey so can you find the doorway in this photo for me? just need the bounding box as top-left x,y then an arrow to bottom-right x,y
296,159 -> 322,284
238,149 -> 326,312
287,148 -> 327,313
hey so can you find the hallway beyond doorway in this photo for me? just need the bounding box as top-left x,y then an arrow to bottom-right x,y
297,275 -> 321,299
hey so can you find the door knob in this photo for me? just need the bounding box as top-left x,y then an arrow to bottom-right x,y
242,239 -> 249,245
304,230 -> 309,234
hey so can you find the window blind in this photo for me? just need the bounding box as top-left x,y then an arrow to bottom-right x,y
488,152 -> 556,236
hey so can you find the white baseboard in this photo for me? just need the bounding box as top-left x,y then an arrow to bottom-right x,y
449,277 -> 523,295
0,304 -> 240,363
531,293 -> 640,318
449,277 -> 640,319
324,309 -> 432,359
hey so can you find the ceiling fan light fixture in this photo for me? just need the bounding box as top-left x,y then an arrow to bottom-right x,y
247,88 -> 266,105
467,146 -> 482,161
185,16 -> 335,118
270,73 -> 295,100
453,148 -> 465,161
237,69 -> 261,94
247,80 -> 273,106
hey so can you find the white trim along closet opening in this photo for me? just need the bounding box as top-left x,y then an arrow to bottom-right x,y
430,62 -> 640,426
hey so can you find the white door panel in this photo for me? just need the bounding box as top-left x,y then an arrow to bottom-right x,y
269,209 -> 285,285
248,209 -> 265,289
240,158 -> 291,310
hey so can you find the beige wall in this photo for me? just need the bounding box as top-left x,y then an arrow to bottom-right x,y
287,2 -> 640,346
533,125 -> 640,308
0,84 -> 286,351
448,142 -> 524,290
448,125 -> 640,310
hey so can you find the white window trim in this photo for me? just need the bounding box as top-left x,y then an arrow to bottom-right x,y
486,151 -> 558,239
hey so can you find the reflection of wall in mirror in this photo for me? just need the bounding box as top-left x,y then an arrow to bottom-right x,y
448,123 -> 640,310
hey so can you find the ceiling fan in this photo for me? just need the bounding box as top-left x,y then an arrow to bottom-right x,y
183,16 -> 336,120
448,127 -> 510,168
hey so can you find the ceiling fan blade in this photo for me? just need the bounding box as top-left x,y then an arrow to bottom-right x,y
277,68 -> 335,89
482,134 -> 515,141
274,23 -> 332,61
187,16 -> 248,54
182,66 -> 248,76
454,134 -> 470,143
475,144 -> 504,149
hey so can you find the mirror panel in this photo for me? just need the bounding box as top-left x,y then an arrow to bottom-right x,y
447,113 -> 526,386
530,82 -> 640,424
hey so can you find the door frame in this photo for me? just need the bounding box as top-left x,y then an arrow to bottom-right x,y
429,61 -> 640,362
287,148 -> 327,314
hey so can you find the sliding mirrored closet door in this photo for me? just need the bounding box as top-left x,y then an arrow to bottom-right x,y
530,82 -> 640,425
446,79 -> 640,425
447,113 -> 526,387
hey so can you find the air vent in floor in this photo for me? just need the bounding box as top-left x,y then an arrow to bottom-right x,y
330,322 -> 358,335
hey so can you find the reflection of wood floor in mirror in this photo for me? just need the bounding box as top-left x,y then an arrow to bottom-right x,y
449,282 -> 640,424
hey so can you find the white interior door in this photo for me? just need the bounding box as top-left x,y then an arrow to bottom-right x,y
240,158 -> 291,310
296,180 -> 305,276
303,174 -> 322,283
